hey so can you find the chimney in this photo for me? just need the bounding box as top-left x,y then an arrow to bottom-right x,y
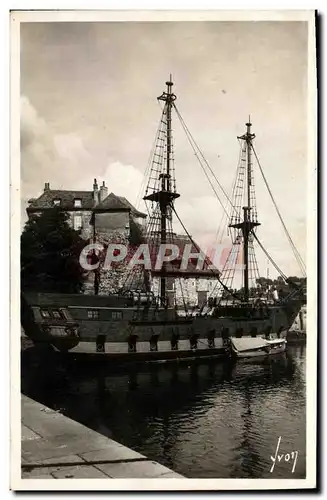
44,182 -> 50,192
99,180 -> 108,202
93,178 -> 99,204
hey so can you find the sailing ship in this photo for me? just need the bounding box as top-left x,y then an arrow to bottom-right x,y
21,78 -> 305,363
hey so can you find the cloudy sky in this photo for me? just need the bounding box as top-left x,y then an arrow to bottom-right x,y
20,20 -> 309,278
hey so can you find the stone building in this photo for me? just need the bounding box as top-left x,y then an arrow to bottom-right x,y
26,180 -> 219,306
26,179 -> 147,295
26,179 -> 146,238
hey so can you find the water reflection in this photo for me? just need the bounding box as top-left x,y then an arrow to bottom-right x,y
21,346 -> 306,478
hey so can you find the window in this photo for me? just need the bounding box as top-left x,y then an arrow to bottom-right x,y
112,311 -> 123,320
53,199 -> 61,206
221,327 -> 229,339
74,215 -> 82,231
96,335 -> 106,353
149,334 -> 159,352
171,331 -> 179,350
74,199 -> 82,208
207,330 -> 215,348
208,337 -> 215,348
40,309 -> 51,319
88,310 -> 99,319
235,328 -> 243,338
128,334 -> 138,352
52,310 -> 62,319
59,309 -> 70,320
189,334 -> 198,350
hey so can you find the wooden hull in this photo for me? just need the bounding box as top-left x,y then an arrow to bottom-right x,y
21,292 -> 301,364
52,344 -> 228,366
21,292 -> 302,344
21,334 -> 286,366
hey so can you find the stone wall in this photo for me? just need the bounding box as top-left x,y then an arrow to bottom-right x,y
93,212 -> 137,295
79,210 -> 219,304
151,276 -> 219,308
95,212 -> 130,234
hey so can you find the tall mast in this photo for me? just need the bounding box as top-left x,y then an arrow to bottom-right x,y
229,118 -> 260,302
143,77 -> 179,306
246,118 -> 252,208
166,77 -> 173,188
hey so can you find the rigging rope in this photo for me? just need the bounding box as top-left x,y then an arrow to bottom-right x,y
173,104 -> 238,219
135,103 -> 168,212
250,144 -> 306,276
135,98 -> 305,307
215,141 -> 243,244
252,232 -> 287,281
170,204 -> 241,301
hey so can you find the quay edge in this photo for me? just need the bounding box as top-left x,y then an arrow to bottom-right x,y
20,395 -> 183,481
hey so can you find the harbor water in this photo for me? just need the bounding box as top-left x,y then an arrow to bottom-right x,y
21,344 -> 306,479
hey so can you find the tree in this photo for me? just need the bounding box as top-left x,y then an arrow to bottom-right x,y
256,277 -> 273,288
21,208 -> 86,293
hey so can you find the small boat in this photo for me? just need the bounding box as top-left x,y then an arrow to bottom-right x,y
229,336 -> 287,359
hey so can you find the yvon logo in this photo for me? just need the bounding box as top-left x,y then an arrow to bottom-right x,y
270,436 -> 299,474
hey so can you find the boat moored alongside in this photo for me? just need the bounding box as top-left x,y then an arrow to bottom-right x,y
229,336 -> 287,360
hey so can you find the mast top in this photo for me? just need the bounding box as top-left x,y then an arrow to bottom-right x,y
158,76 -> 176,103
238,117 -> 255,141
144,77 -> 179,203
166,74 -> 173,87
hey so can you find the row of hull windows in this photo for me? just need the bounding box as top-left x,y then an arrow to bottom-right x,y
40,309 -> 123,321
95,327 -> 284,352
95,335 -> 217,353
40,309 -> 279,335
39,309 -> 281,339
41,309 -> 65,320
87,310 -> 123,320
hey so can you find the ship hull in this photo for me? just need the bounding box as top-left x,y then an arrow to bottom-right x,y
21,292 -> 302,363
51,342 -> 228,366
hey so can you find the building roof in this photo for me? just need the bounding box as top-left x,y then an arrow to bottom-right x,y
95,192 -> 146,218
27,188 -> 147,218
27,190 -> 96,211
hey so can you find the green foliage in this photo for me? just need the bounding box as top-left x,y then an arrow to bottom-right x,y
255,275 -> 306,301
255,275 -> 306,290
129,217 -> 145,246
21,208 -> 86,293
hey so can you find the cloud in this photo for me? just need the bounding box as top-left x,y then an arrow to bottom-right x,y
20,95 -> 306,277
102,161 -> 144,204
20,97 -> 150,229
21,95 -> 94,219
21,95 -> 56,192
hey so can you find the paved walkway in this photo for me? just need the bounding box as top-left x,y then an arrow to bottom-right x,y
21,395 -> 183,479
